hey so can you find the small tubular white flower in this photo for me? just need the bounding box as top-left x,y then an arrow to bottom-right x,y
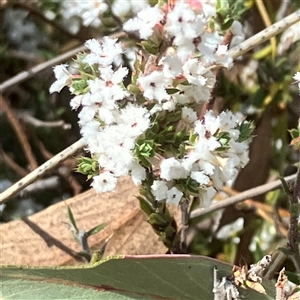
83,37 -> 123,67
163,54 -> 183,78
230,20 -> 245,47
293,72 -> 300,92
160,157 -> 189,181
216,217 -> 244,240
278,21 -> 300,55
130,162 -> 146,185
165,2 -> 205,46
191,171 -> 210,185
78,105 -> 97,125
182,58 -> 207,86
91,172 -> 117,193
119,104 -> 150,137
123,6 -> 164,39
174,84 -> 211,104
166,187 -> 183,205
49,64 -> 72,93
70,95 -> 82,110
151,180 -> 168,201
215,44 -> 233,68
181,107 -> 198,123
138,71 -> 172,102
200,186 -> 217,207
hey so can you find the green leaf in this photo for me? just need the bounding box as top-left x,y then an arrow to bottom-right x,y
67,205 -> 78,233
1,255 -> 275,300
137,196 -> 154,216
87,223 -> 107,237
289,128 -> 300,139
279,176 -> 293,196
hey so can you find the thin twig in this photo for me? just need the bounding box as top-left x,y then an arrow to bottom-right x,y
180,198 -> 189,253
0,95 -> 38,170
19,176 -> 61,197
0,139 -> 85,204
287,166 -> 300,271
17,112 -> 71,129
13,2 -> 83,41
228,9 -> 300,59
0,148 -> 28,177
0,31 -> 126,93
190,173 -> 297,219
254,0 -> 277,59
104,0 -> 124,29
276,0 -> 290,22
34,137 -> 83,195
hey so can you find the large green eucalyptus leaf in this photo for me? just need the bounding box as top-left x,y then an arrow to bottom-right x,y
1,255 -> 275,299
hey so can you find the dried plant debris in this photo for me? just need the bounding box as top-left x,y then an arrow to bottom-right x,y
213,267 -> 241,300
230,255 -> 272,294
213,255 -> 272,299
275,268 -> 300,300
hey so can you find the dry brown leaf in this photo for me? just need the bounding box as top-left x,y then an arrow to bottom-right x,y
0,177 -> 171,266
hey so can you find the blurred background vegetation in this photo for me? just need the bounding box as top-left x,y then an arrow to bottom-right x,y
0,0 -> 299,271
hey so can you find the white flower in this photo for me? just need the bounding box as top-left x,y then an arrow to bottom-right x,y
91,172 -> 117,193
70,95 -> 82,110
202,110 -> 220,134
118,103 -> 150,137
160,157 -> 189,181
230,20 -> 245,47
215,45 -> 233,68
200,186 -> 217,207
80,120 -> 101,149
219,110 -> 239,131
216,217 -> 244,240
49,64 -> 72,93
83,37 -> 123,67
293,72 -> 300,92
191,171 -> 210,185
112,0 -> 149,17
138,71 -> 172,102
182,58 -> 207,86
181,107 -> 198,123
130,162 -> 146,185
123,6 -> 164,39
78,105 -> 97,125
60,0 -> 108,30
163,54 -> 183,78
81,1 -> 108,26
166,187 -> 183,205
165,2 -> 205,46
174,84 -> 211,104
294,72 -> 300,82
196,31 -> 222,63
151,180 -> 168,201
278,21 -> 300,55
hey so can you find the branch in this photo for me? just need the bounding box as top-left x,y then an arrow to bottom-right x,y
190,173 -> 297,219
228,9 -> 300,59
0,95 -> 38,170
0,148 -> 28,177
19,176 -> 61,197
287,165 -> 300,271
0,139 -> 85,204
13,2 -> 82,41
17,111 -> 71,130
0,31 -> 126,93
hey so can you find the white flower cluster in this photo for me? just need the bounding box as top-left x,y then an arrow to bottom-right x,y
50,38 -> 151,193
50,1 -> 251,207
151,110 -> 250,205
124,1 -> 243,111
58,0 -> 108,34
